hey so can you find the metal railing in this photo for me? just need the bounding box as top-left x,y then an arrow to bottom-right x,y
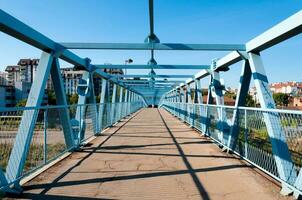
0,101 -> 144,190
161,102 -> 302,195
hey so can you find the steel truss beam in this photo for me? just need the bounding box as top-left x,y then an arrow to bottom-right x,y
61,42 -> 246,51
5,52 -> 75,187
113,74 -> 193,79
94,64 -> 210,70
0,9 -> 143,99
121,80 -> 184,84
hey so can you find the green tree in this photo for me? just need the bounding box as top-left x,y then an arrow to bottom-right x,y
69,94 -> 79,104
16,99 -> 27,107
225,91 -> 236,100
245,94 -> 256,107
96,95 -> 100,103
273,93 -> 289,107
47,91 -> 57,105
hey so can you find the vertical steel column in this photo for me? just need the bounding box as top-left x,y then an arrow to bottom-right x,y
227,60 -> 252,150
195,79 -> 204,131
211,65 -> 225,143
180,87 -> 185,121
98,78 -> 107,131
127,91 -> 131,115
294,171 -> 302,198
119,86 -> 124,120
51,58 -> 75,144
5,52 -> 59,185
186,84 -> 193,126
111,84 -> 117,125
43,110 -> 47,164
88,73 -> 98,134
75,72 -> 90,138
205,76 -> 214,135
248,52 -> 296,193
0,170 -> 8,189
124,89 -> 128,116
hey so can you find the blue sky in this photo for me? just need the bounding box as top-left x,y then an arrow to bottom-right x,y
0,0 -> 302,88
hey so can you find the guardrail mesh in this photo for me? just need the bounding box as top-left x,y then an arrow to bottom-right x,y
161,102 -> 302,194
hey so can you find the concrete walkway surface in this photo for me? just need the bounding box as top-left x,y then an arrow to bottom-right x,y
6,108 -> 290,200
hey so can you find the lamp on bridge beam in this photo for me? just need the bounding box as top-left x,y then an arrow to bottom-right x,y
124,58 -> 133,75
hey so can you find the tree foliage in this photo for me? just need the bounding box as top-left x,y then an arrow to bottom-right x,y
273,93 -> 290,107
245,94 -> 256,107
16,99 -> 27,107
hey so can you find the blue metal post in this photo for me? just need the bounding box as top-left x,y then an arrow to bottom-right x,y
124,89 -> 128,117
205,76 -> 214,135
294,171 -> 302,198
211,64 -> 225,143
180,87 -> 185,120
51,58 -> 75,146
98,78 -> 107,131
5,52 -> 56,186
248,52 -> 296,194
186,84 -> 193,126
43,110 -> 47,164
118,86 -> 124,120
88,73 -> 98,134
75,72 -> 89,138
0,170 -> 8,189
111,83 -> 117,125
227,60 -> 252,150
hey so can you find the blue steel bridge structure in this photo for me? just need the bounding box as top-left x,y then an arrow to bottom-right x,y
0,1 -> 302,199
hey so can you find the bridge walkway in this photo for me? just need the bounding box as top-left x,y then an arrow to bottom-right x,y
9,108 -> 289,200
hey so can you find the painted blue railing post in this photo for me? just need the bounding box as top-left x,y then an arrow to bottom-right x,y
5,52 -> 64,188
124,89 -> 128,117
248,52 -> 296,194
294,170 -> 302,198
118,86 -> 124,120
180,87 -> 185,121
205,76 -> 213,136
75,71 -> 90,138
210,60 -> 225,144
227,59 -> 251,151
111,83 -> 117,125
43,110 -> 47,165
98,78 -> 107,132
186,83 -> 193,126
195,79 -> 204,131
0,170 -> 8,190
51,58 -> 75,145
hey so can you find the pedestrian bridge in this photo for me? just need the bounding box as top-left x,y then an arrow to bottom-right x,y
1,1 -> 302,199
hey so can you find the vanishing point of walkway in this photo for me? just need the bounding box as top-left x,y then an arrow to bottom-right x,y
9,108 -> 289,200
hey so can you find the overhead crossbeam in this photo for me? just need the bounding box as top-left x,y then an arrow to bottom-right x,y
121,80 -> 184,84
0,9 -> 144,98
61,42 -> 246,51
112,74 -> 194,79
94,64 -> 210,69
246,10 -> 302,52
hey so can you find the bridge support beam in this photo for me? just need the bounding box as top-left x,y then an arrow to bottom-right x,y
227,60 -> 252,151
98,78 -> 108,131
124,89 -> 129,116
110,84 -> 117,124
75,71 -> 98,139
294,170 -> 302,198
248,52 -> 296,194
51,58 -> 75,145
118,86 -> 124,119
186,83 -> 193,126
210,63 -> 226,144
5,52 -> 75,189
